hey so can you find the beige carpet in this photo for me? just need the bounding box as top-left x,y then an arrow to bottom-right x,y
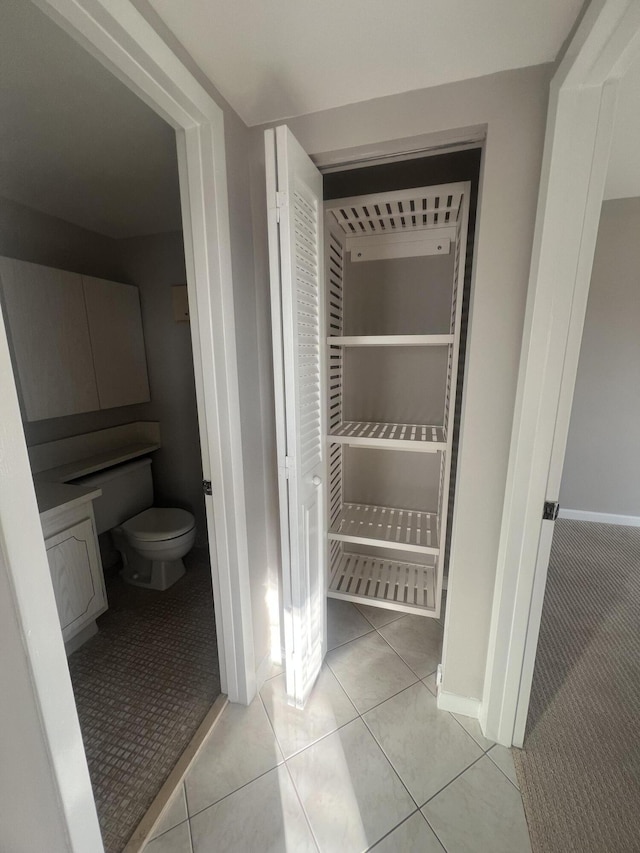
514,520 -> 640,852
68,548 -> 220,853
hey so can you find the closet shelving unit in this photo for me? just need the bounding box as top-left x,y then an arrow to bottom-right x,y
324,183 -> 469,618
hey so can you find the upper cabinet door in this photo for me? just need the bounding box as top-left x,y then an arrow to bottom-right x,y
83,276 -> 150,409
0,256 -> 100,421
265,125 -> 326,708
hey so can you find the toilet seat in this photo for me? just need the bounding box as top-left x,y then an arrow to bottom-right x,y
122,507 -> 195,542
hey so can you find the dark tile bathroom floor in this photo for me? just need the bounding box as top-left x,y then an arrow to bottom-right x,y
67,548 -> 221,853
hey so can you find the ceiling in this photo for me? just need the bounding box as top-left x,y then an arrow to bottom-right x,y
147,0 -> 583,127
604,52 -> 640,200
3,0 -> 612,239
0,0 -> 181,239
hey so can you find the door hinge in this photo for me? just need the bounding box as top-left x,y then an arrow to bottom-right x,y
203,480 -> 212,496
284,455 -> 295,479
275,191 -> 288,224
543,500 -> 559,521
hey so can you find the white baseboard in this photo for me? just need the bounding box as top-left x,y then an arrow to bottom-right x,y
437,689 -> 481,719
559,508 -> 640,527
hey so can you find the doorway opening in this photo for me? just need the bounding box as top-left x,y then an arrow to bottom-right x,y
514,188 -> 640,849
0,1 -> 229,849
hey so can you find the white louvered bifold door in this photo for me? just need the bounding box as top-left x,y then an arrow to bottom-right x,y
265,125 -> 326,708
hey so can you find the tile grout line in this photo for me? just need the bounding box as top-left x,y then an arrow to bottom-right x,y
186,800 -> 195,853
260,661 -> 362,762
258,688 -> 286,755
281,757 -> 322,852
324,654 -> 422,717
419,751 -> 487,810
485,746 -> 522,793
449,712 -> 494,753
355,604 -> 405,631
359,709 -> 422,815
421,810 -> 449,853
339,609 -> 486,769
363,808 -> 422,852
148,781 -> 191,844
372,619 -> 445,683
326,624 -> 375,653
184,759 -> 285,823
180,694 -> 288,823
182,783 -> 195,853
284,708 -> 419,851
265,663 -> 421,851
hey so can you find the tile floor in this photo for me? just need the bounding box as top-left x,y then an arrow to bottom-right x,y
69,551 -> 220,853
143,599 -> 532,853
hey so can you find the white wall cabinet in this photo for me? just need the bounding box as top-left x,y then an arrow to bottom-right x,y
83,275 -> 150,409
0,257 -> 100,420
0,256 -> 150,421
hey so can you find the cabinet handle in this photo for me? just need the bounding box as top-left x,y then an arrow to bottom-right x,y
312,475 -> 322,487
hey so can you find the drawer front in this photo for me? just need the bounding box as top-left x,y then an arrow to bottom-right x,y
45,518 -> 105,635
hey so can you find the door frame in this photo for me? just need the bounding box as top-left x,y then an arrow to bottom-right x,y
2,0 -> 255,849
482,0 -> 640,747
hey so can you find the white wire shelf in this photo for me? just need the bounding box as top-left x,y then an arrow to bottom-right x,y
327,335 -> 453,347
329,502 -> 440,554
329,421 -> 446,452
329,550 -> 437,616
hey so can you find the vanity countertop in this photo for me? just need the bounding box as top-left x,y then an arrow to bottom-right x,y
35,480 -> 102,521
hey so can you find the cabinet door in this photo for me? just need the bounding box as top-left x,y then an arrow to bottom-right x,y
83,276 -> 151,409
265,125 -> 326,708
46,518 -> 106,638
0,257 -> 100,420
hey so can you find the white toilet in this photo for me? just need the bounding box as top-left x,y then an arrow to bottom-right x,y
79,458 -> 196,591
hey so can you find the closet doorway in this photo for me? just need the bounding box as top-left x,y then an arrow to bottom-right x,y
266,123 -> 481,706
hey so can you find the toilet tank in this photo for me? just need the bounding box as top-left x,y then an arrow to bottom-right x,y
74,458 -> 154,535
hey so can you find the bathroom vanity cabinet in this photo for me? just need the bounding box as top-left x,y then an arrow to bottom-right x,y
0,256 -> 150,421
37,482 -> 107,653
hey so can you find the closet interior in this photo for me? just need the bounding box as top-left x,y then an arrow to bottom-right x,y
324,182 -> 469,619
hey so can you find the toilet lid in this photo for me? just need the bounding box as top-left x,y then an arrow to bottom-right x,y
122,508 -> 195,542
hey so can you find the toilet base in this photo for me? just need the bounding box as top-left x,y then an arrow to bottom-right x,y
121,557 -> 186,591
113,529 -> 187,590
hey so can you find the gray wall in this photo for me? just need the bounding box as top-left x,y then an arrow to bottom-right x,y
0,195 -> 126,280
560,198 -> 640,517
119,231 -> 206,540
251,64 -> 551,701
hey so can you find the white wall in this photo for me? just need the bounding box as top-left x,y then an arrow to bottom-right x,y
251,64 -> 551,701
560,198 -> 640,519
